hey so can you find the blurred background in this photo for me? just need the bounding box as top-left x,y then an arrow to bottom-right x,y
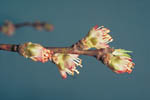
0,0 -> 149,100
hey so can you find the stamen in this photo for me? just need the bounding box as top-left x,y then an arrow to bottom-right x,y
73,58 -> 81,63
65,68 -> 73,75
97,26 -> 104,30
72,59 -> 83,67
75,69 -> 80,74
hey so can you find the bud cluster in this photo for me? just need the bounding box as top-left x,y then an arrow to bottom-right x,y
19,42 -> 53,63
99,49 -> 135,74
52,53 -> 82,79
80,25 -> 113,50
16,25 -> 135,79
0,20 -> 54,36
34,21 -> 54,31
1,20 -> 15,36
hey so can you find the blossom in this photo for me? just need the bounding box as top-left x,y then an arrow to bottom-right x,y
81,25 -> 113,50
107,49 -> 135,74
19,42 -> 53,63
2,20 -> 15,36
52,53 -> 82,79
34,21 -> 43,30
44,23 -> 54,31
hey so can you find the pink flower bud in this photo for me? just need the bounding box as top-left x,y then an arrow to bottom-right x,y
107,49 -> 135,74
44,24 -> 54,31
2,20 -> 15,36
52,53 -> 82,79
19,42 -> 53,63
81,25 -> 113,50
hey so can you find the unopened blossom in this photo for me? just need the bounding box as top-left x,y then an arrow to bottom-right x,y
44,23 -> 54,31
52,53 -> 82,79
106,49 -> 135,74
19,42 -> 53,63
81,25 -> 113,50
2,20 -> 15,36
34,21 -> 43,30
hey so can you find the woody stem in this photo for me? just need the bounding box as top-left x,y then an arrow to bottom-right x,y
0,21 -> 51,31
14,22 -> 46,28
0,44 -> 114,57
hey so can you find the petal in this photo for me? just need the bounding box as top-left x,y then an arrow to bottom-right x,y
59,70 -> 67,79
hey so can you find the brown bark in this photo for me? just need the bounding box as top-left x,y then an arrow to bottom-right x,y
0,44 -> 114,59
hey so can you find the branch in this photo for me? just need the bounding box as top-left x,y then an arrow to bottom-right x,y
0,20 -> 54,36
0,24 -> 135,79
0,43 -> 114,57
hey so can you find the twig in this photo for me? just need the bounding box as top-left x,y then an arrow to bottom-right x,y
0,44 -> 114,57
0,21 -> 54,36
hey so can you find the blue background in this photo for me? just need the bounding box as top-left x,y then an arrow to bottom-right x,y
0,0 -> 149,100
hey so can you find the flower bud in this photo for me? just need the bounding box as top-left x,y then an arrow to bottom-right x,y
52,53 -> 82,79
106,49 -> 135,74
2,20 -> 15,36
80,25 -> 113,50
19,42 -> 53,63
44,23 -> 54,31
34,21 -> 43,30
